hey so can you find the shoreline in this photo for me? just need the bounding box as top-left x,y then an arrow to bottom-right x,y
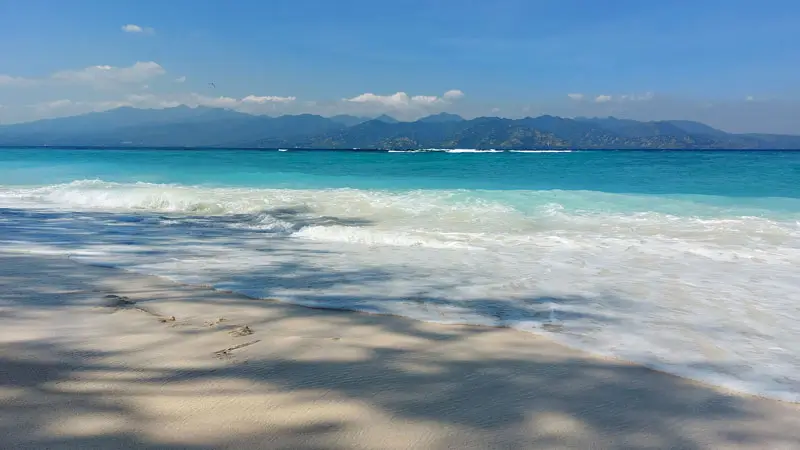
60,253 -> 800,405
2,250 -> 800,448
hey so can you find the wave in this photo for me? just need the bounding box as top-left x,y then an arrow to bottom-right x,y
384,149 -> 575,154
2,179 -> 800,401
509,150 -> 573,153
444,149 -> 504,153
385,148 -> 505,153
3,180 -> 799,234
294,225 -> 484,249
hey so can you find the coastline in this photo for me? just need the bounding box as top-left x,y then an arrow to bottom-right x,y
2,250 -> 799,449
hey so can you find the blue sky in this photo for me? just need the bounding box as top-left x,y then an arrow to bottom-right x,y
1,0 -> 799,132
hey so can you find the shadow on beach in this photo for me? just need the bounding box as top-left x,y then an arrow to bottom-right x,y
1,249 -> 799,449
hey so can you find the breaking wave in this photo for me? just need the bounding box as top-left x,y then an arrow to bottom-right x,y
1,179 -> 800,402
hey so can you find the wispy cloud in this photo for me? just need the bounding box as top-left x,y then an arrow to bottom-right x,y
620,92 -> 654,101
186,93 -> 297,110
345,89 -> 465,110
26,92 -> 289,117
0,74 -> 38,87
51,62 -> 166,87
346,92 -> 418,107
121,24 -> 155,34
28,98 -> 132,115
595,95 -> 612,103
241,95 -> 296,104
2,62 -> 166,89
567,93 -> 584,100
175,76 -> 186,83
443,89 -> 465,100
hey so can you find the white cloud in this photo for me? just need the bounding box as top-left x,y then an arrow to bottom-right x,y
443,89 -> 465,100
0,74 -> 37,87
51,61 -> 166,86
188,94 -> 239,108
183,93 -> 298,111
345,89 -> 465,110
620,92 -> 654,101
1,62 -> 165,90
121,24 -> 154,34
567,93 -> 584,100
41,99 -> 75,110
20,92 -> 299,122
123,94 -> 181,109
595,95 -> 612,103
410,95 -> 439,105
746,95 -> 755,102
175,76 -> 186,83
121,24 -> 142,33
490,107 -> 501,113
241,95 -> 296,104
347,92 -> 413,107
28,98 -> 132,116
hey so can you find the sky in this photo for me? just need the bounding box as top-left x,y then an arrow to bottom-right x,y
1,0 -> 799,133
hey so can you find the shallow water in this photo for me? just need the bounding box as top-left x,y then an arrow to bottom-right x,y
1,148 -> 799,402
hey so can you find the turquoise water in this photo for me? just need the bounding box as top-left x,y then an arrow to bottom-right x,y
2,148 -> 799,196
1,148 -> 799,401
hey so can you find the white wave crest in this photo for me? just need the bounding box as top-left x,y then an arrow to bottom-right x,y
444,149 -> 504,153
510,150 -> 573,153
294,225 -> 484,249
3,179 -> 800,401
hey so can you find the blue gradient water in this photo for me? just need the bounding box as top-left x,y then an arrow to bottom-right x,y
2,148 -> 799,401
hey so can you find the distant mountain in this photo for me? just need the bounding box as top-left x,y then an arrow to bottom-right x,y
0,106 -> 249,137
575,116 -> 687,138
416,112 -> 464,123
328,115 -> 368,127
373,114 -> 400,124
2,106 -> 799,149
0,107 -> 344,148
662,120 -> 729,137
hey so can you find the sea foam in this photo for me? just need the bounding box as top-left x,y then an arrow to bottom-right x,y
1,179 -> 799,402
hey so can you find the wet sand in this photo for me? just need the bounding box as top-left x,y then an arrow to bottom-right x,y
1,250 -> 798,449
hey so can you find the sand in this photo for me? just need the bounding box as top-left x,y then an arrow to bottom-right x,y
1,250 -> 799,449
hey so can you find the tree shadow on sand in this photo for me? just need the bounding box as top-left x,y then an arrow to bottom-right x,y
1,251 -> 800,449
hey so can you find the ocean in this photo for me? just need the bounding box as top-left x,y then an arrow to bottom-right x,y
1,148 -> 798,402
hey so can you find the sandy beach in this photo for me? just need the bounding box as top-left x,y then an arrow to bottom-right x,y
1,250 -> 799,449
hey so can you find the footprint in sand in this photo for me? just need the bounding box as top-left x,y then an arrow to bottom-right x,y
229,325 -> 254,337
213,339 -> 261,360
204,317 -> 227,327
104,294 -> 136,308
104,294 -> 178,325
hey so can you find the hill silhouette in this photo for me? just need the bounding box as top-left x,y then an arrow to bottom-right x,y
1,107 -> 798,149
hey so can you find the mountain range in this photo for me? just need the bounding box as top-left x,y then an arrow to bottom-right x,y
1,106 -> 799,150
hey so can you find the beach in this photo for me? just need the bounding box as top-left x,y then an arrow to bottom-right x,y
2,250 -> 799,449
4,1 -> 800,446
